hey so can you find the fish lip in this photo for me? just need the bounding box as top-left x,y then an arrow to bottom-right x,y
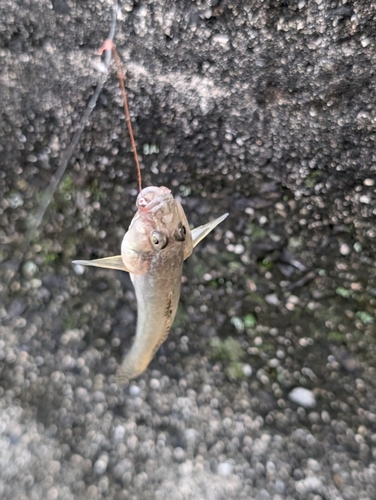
136,186 -> 173,213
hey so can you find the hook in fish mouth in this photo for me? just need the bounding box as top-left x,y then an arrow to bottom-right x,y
136,186 -> 172,212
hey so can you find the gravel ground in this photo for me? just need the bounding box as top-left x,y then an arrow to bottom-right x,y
1,1 -> 376,499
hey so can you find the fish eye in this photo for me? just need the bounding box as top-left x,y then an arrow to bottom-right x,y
150,231 -> 168,249
174,223 -> 186,242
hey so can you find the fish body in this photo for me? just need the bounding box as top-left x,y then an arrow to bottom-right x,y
118,186 -> 193,381
73,185 -> 228,382
122,243 -> 184,380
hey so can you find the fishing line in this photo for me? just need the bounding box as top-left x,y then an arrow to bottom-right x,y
25,1 -> 118,247
98,39 -> 142,193
1,1 -> 119,287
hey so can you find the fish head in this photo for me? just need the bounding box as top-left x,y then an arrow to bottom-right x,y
121,186 -> 193,274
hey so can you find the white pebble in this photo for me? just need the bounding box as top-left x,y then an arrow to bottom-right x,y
73,264 -> 85,275
265,294 -> 280,306
8,193 -> 24,208
364,178 -> 374,186
295,476 -> 323,494
113,425 -> 126,441
359,195 -> 371,204
212,34 -> 229,47
307,458 -> 321,472
94,456 -> 108,475
339,243 -> 350,256
173,447 -> 186,462
149,378 -> 160,390
30,279 -> 42,288
242,364 -> 252,377
309,107 -> 317,117
129,385 -> 141,396
47,488 -> 59,500
233,244 -> 245,255
321,410 -> 331,424
23,261 -> 38,278
287,295 -> 299,305
259,216 -> 268,225
268,358 -> 280,368
217,462 -> 233,477
289,387 -> 316,408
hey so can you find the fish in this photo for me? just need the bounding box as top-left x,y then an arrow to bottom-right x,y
73,185 -> 228,382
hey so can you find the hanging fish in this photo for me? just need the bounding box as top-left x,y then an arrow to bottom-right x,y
73,40 -> 228,382
73,187 -> 228,382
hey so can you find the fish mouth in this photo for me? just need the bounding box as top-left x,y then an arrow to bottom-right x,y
136,186 -> 173,213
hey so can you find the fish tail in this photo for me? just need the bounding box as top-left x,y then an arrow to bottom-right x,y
115,350 -> 151,385
115,362 -> 138,385
115,366 -> 132,386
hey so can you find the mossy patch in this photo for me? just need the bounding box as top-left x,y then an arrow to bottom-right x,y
58,173 -> 75,198
336,287 -> 352,299
209,337 -> 246,381
304,169 -> 322,188
209,337 -> 244,363
244,313 -> 257,329
244,223 -> 267,242
226,361 -> 245,381
356,311 -> 374,325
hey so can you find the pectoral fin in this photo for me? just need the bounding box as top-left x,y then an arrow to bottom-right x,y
72,255 -> 129,272
190,212 -> 229,249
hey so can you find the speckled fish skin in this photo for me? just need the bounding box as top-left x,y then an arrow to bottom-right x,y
73,185 -> 228,383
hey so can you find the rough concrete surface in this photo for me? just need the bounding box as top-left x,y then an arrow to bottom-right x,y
1,1 -> 376,499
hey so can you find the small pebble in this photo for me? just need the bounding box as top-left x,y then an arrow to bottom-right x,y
8,193 -> 24,208
212,34 -> 229,47
307,458 -> 321,472
259,216 -> 268,225
149,378 -> 160,390
275,479 -> 286,494
217,462 -> 233,477
113,459 -> 132,480
129,385 -> 141,396
339,243 -> 350,256
364,178 -> 374,186
295,476 -> 323,494
94,456 -> 108,475
321,410 -> 331,424
361,37 -> 370,48
265,294 -> 280,306
73,264 -> 85,275
309,107 -> 317,117
30,279 -> 42,288
22,261 -> 38,278
359,195 -> 371,204
232,244 -> 245,255
47,488 -> 59,500
113,425 -> 126,441
268,358 -> 279,368
353,242 -> 362,253
242,364 -> 252,377
173,447 -> 186,462
289,387 -> 316,408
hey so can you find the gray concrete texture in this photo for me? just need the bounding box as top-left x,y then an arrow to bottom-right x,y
1,1 -> 376,499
